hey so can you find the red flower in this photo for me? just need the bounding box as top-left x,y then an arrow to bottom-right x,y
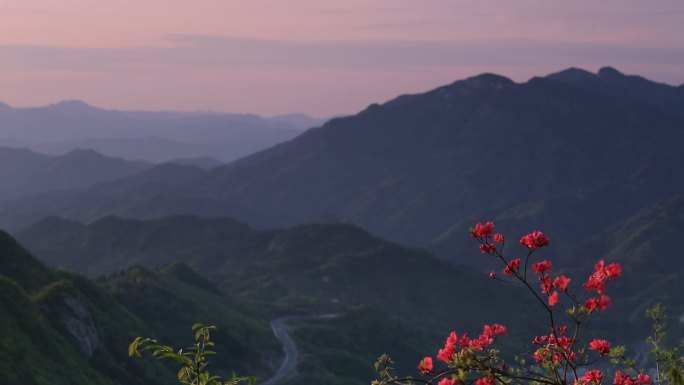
585,295 -> 611,311
614,371 -> 628,385
480,243 -> 497,253
519,231 -> 550,249
548,291 -> 559,306
503,259 -> 521,275
605,262 -> 622,278
553,275 -> 571,291
533,260 -> 553,273
439,378 -> 456,385
533,335 -> 548,345
582,370 -> 603,385
540,275 -> 552,293
418,356 -> 433,374
614,371 -> 650,385
458,334 -> 471,349
437,332 -> 458,362
470,334 -> 493,350
483,323 -> 507,337
471,222 -> 495,238
494,233 -> 505,243
476,376 -> 494,385
584,260 -> 622,294
637,374 -> 651,385
557,326 -> 568,334
489,271 -> 496,279
589,339 -> 611,355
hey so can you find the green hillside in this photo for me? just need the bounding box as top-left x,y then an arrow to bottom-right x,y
0,230 -> 279,384
0,230 -> 173,385
17,215 -> 546,380
99,262 -> 279,378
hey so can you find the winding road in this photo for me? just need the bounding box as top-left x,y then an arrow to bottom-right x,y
260,314 -> 340,385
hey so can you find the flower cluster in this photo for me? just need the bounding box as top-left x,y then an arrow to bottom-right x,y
584,260 -> 622,294
471,222 -> 495,239
533,260 -> 552,273
576,370 -> 604,385
519,230 -> 550,249
435,324 -> 507,364
418,357 -> 433,374
503,258 -> 521,275
374,221 -> 649,385
613,371 -> 651,385
580,260 -> 621,313
471,222 -> 506,254
585,295 -> 611,311
588,339 -> 611,356
532,327 -> 577,364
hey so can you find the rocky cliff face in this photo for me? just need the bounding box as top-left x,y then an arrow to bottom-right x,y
41,292 -> 100,357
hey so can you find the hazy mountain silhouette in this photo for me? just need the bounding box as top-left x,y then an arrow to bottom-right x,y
2,67 -> 683,267
167,156 -> 224,169
0,101 -> 325,162
0,147 -> 150,200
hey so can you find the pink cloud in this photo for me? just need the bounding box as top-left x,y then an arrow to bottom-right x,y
0,0 -> 682,115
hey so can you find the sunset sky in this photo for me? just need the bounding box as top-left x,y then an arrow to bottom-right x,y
1,0 -> 683,116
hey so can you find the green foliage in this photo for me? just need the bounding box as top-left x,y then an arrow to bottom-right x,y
0,229 -> 176,385
100,264 -> 278,375
645,304 -> 684,385
290,306 -> 426,385
129,324 -> 256,385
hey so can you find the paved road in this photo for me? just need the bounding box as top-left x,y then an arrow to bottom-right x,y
260,314 -> 339,385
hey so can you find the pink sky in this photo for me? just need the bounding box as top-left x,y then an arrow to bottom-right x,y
1,0 -> 683,116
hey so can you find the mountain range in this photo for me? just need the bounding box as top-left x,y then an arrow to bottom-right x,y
0,66 -> 682,385
0,100 -> 326,163
1,67 -> 682,268
0,147 -> 150,200
2,216 -> 547,385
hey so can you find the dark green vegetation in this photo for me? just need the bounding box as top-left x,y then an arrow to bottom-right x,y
16,215 -> 544,384
566,193 -> 684,342
0,229 -> 276,385
18,216 -> 537,336
17,215 -> 262,277
0,230 -> 171,385
289,307 -> 426,385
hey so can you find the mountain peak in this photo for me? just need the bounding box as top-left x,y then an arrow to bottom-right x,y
463,73 -> 515,89
546,67 -> 596,82
48,100 -> 97,113
63,148 -> 104,158
597,66 -> 625,78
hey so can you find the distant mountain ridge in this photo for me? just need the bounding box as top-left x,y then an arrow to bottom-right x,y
1,67 -> 683,268
2,67 -> 682,385
0,146 -> 150,200
0,101 -> 327,162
